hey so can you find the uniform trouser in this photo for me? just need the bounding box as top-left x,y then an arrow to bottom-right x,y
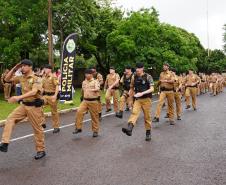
43,95 -> 60,128
98,97 -> 102,114
119,91 -> 133,111
185,87 -> 197,108
210,83 -> 217,95
174,92 -> 182,117
128,98 -> 152,130
75,101 -> 99,132
155,91 -> 175,121
3,83 -> 12,100
2,105 -> 45,152
105,89 -> 119,112
200,82 -> 206,93
197,84 -> 200,95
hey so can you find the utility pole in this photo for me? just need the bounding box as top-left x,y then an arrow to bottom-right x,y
48,0 -> 54,67
206,0 -> 210,57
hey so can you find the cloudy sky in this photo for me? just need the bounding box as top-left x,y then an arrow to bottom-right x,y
115,0 -> 226,50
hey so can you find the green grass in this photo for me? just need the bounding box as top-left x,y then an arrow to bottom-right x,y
0,89 -> 106,120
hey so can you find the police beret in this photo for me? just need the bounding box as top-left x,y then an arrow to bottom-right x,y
125,65 -> 132,69
85,69 -> 93,74
163,62 -> 170,67
43,64 -> 53,70
136,63 -> 144,68
21,59 -> 33,66
90,66 -> 96,70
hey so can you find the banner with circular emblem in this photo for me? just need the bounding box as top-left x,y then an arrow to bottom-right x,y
60,33 -> 78,103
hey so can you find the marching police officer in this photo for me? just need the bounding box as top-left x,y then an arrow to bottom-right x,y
153,62 -> 175,125
185,69 -> 200,110
104,67 -> 120,114
116,66 -> 133,119
122,63 -> 154,141
90,66 -> 104,120
42,64 -> 60,133
1,69 -> 12,100
0,59 -> 46,160
73,69 -> 101,137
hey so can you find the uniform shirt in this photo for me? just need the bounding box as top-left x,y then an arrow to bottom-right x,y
12,73 -> 42,102
82,78 -> 100,99
185,74 -> 200,86
93,72 -> 104,86
209,75 -> 217,83
42,73 -> 59,93
130,73 -> 154,89
159,70 -> 175,89
174,75 -> 183,91
105,73 -> 120,88
1,73 -> 5,84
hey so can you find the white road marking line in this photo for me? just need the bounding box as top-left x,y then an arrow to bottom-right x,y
9,100 -> 159,142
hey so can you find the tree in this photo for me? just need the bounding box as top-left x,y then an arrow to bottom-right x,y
78,2 -> 123,75
0,0 -> 48,66
197,49 -> 226,73
107,8 -> 204,75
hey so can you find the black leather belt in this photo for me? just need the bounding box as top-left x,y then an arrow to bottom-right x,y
187,86 -> 197,88
160,87 -> 174,91
84,98 -> 100,101
43,91 -> 55,96
22,99 -> 44,107
112,87 -> 119,90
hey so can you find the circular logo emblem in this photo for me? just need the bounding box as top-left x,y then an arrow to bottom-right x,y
66,39 -> 76,53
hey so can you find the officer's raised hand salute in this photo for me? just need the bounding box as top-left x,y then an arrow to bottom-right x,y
0,59 -> 46,160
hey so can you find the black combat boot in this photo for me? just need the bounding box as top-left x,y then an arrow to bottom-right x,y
170,121 -> 175,125
116,111 -> 123,119
0,143 -> 8,152
153,117 -> 159,122
93,132 -> 98,138
106,108 -> 112,113
186,105 -> 191,109
164,113 -> 169,118
99,113 -> 102,121
34,151 -> 46,160
125,107 -> 130,111
122,123 -> 134,136
145,130 -> 151,141
73,128 -> 82,134
53,128 -> 60,134
42,124 -> 46,129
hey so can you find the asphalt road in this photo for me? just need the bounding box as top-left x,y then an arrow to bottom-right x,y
0,92 -> 226,185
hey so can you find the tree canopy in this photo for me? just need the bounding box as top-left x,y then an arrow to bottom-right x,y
0,0 -> 225,75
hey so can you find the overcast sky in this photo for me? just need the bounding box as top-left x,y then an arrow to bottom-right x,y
115,0 -> 226,50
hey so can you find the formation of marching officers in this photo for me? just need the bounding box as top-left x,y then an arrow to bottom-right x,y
0,59 -> 225,160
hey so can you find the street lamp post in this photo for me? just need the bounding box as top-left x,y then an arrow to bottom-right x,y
48,0 -> 54,67
206,0 -> 210,57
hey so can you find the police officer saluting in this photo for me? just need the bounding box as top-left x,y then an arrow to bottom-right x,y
42,64 -> 60,133
90,66 -> 104,120
116,66 -> 133,118
0,59 -> 46,160
122,63 -> 154,141
73,69 -> 101,137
